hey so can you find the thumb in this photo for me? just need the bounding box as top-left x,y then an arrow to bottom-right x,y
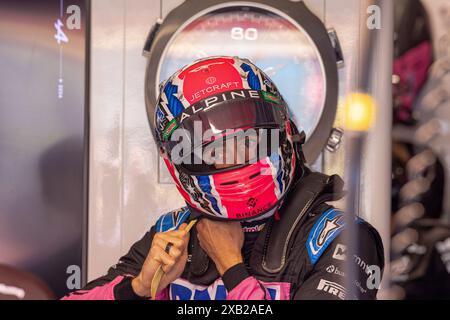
178,223 -> 189,240
178,223 -> 187,231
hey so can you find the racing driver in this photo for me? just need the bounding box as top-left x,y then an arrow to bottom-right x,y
63,56 -> 384,300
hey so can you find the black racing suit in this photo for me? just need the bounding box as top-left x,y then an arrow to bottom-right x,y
63,172 -> 385,300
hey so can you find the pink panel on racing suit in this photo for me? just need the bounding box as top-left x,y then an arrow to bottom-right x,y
62,276 -> 124,300
62,276 -> 170,300
168,277 -> 290,300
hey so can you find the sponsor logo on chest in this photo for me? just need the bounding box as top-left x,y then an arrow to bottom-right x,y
169,278 -> 290,300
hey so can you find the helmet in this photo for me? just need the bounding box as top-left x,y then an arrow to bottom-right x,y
149,56 -> 303,221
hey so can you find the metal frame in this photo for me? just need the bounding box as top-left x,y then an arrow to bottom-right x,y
81,0 -> 91,288
144,0 -> 339,163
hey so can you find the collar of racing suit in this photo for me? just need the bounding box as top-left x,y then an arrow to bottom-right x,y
182,171 -> 346,287
250,171 -> 346,274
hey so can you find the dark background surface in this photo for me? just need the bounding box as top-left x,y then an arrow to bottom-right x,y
0,0 -> 88,298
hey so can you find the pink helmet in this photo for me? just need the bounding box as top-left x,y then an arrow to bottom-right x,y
150,56 -> 300,221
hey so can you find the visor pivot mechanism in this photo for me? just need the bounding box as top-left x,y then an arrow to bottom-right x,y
292,131 -> 306,145
326,128 -> 344,153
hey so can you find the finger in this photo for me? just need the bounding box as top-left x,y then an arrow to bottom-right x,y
151,247 -> 176,269
161,264 -> 173,274
153,238 -> 183,258
152,248 -> 177,274
174,226 -> 189,241
154,231 -> 185,244
155,228 -> 187,239
166,228 -> 188,238
157,233 -> 185,248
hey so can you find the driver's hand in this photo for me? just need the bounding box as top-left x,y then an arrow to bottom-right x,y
196,219 -> 244,275
131,223 -> 190,298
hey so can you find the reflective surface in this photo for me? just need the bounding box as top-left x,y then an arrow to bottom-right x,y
0,0 -> 87,297
159,7 -> 326,139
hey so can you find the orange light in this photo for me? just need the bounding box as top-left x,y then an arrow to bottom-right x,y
343,93 -> 376,132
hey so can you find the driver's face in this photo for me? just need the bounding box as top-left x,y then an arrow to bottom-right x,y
208,134 -> 259,169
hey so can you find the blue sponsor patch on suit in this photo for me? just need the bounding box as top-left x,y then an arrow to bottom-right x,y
307,209 -> 345,265
169,278 -> 284,300
155,207 -> 190,232
170,279 -> 227,300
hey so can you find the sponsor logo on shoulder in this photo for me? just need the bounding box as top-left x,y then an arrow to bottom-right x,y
318,217 -> 342,246
307,209 -> 345,265
326,265 -> 345,277
331,243 -> 382,290
333,244 -> 347,261
317,279 -> 347,300
332,243 -> 376,276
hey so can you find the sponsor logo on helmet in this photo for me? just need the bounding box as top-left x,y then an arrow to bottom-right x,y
235,203 -> 272,219
246,198 -> 258,208
261,91 -> 281,105
205,76 -> 217,85
179,89 -> 263,125
163,119 -> 179,141
190,82 -> 241,102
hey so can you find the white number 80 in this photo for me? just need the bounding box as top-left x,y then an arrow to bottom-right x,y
231,27 -> 258,41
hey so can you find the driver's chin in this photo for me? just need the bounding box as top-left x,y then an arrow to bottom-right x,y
213,163 -> 237,170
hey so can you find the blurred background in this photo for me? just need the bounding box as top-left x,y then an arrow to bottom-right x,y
0,0 -> 449,299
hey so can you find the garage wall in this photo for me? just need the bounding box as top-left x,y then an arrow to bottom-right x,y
88,0 -> 392,283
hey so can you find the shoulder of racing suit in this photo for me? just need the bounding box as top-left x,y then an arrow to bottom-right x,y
299,183 -> 384,300
68,207 -> 191,298
154,206 -> 191,232
288,205 -> 385,299
246,170 -> 385,299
